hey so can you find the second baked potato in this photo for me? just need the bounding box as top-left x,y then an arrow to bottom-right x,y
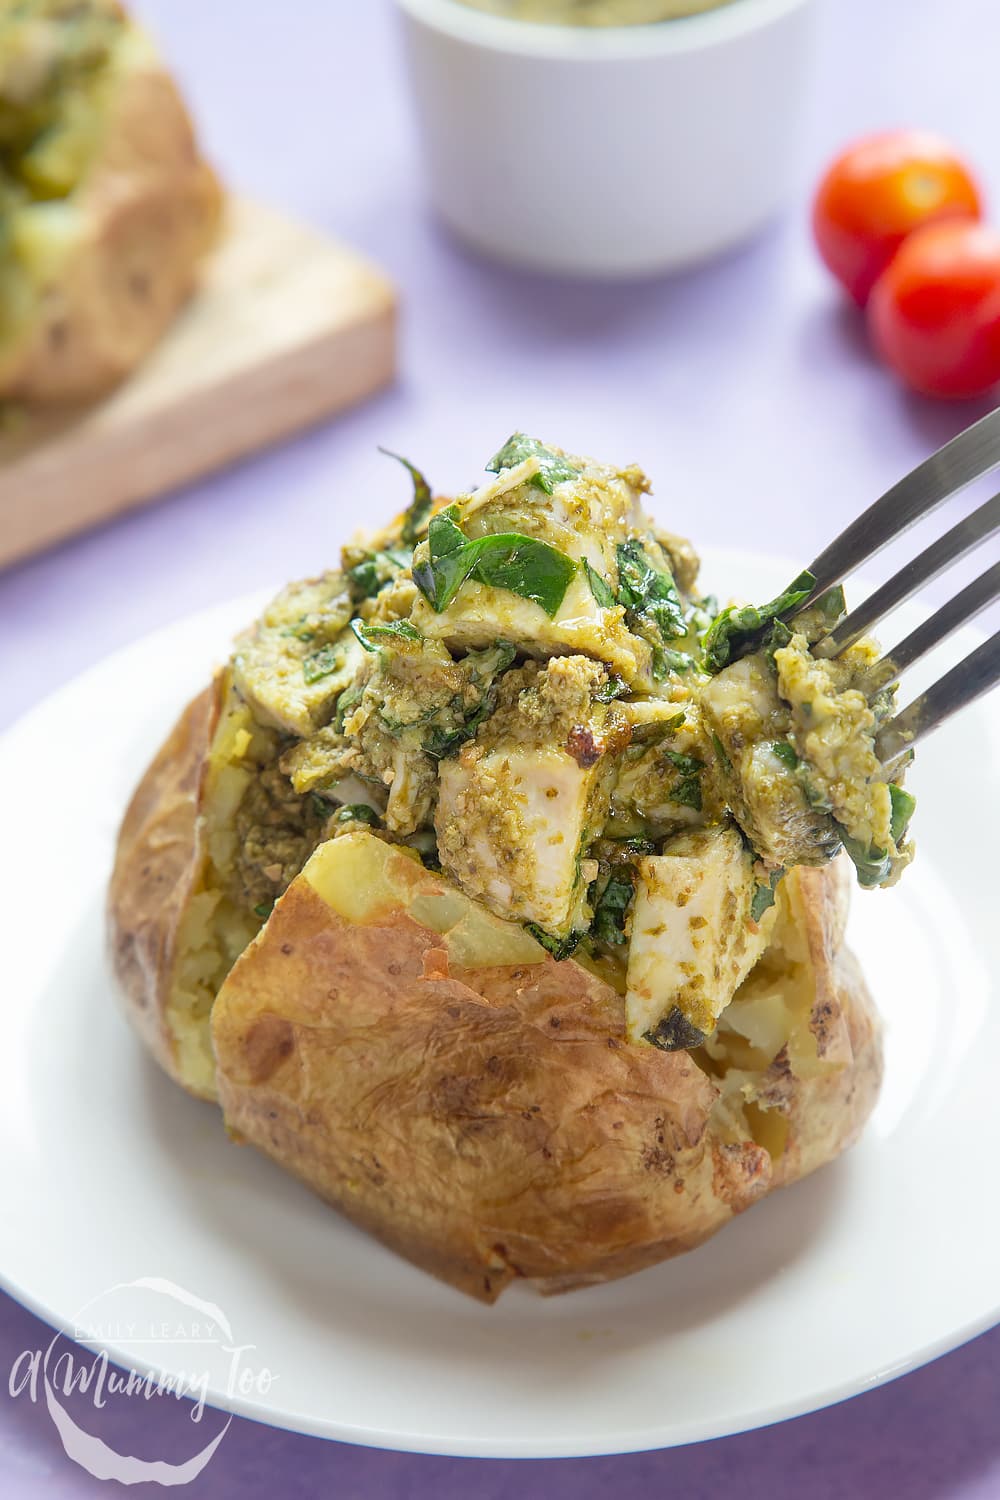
0,0 -> 221,403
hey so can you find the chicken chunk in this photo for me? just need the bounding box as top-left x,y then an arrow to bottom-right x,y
412,568 -> 655,686
409,443 -> 686,690
231,573 -> 358,738
626,824 -> 777,1048
698,653 -> 840,869
281,636 -> 517,836
434,656 -> 630,937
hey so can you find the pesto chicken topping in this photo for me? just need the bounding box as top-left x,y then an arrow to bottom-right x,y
219,436 -> 916,1049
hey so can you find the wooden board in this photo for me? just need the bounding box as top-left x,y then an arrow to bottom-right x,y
0,198 -> 396,570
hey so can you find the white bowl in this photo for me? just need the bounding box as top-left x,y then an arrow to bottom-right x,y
395,0 -> 816,277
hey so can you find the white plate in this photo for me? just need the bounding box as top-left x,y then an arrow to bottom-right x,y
1,550 -> 997,1459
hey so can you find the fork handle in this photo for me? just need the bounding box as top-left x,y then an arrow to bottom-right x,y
803,406 -> 1000,602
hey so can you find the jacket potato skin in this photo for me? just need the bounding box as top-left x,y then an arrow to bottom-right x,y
210,833 -> 881,1303
769,863 -> 883,1190
0,26 -> 221,404
106,683 -> 220,1098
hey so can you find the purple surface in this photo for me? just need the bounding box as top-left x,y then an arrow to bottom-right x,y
2,0 -> 999,1492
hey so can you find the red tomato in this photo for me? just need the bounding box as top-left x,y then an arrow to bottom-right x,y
868,221 -> 1000,399
813,130 -> 982,306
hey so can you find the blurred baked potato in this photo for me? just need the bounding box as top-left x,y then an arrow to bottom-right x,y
108,436 -> 904,1300
0,0 -> 221,404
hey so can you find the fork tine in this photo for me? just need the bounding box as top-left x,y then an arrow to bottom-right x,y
812,490 -> 1000,658
876,560 -> 1000,686
876,629 -> 1000,762
797,406 -> 1000,605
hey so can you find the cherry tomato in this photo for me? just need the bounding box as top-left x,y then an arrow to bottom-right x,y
813,130 -> 982,306
868,221 -> 1000,399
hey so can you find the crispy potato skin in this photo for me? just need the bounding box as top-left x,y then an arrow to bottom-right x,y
771,863 -> 883,1189
106,685 -> 219,1096
0,56 -> 221,403
209,855 -> 880,1303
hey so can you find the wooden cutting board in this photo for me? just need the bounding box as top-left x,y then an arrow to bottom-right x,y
0,197 -> 396,570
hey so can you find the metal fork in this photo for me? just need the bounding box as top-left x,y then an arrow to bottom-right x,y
781,406 -> 1000,765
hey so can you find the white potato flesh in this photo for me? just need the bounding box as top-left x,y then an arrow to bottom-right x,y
436,743 -> 609,935
625,825 -> 775,1045
303,830 -> 548,969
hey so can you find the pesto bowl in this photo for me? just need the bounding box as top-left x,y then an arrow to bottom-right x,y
395,0 -> 816,277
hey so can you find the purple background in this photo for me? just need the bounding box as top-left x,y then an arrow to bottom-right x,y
2,0 -> 998,1492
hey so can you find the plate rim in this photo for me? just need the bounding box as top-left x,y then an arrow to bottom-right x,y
0,1262 -> 998,1457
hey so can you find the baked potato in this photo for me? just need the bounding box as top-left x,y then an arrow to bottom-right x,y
0,0 -> 221,404
108,435 -> 906,1300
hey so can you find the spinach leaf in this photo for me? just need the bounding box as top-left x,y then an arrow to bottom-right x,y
474,537 -> 578,615
669,776 -> 702,812
486,433 -> 579,496
253,900 -> 274,920
350,618 -> 422,652
770,740 -> 800,770
652,647 -> 695,679
889,783 -> 916,845
379,447 -> 433,546
662,748 -> 704,812
688,593 -> 719,638
413,508 -> 577,617
302,644 -> 342,684
348,546 -> 411,602
839,798 -> 914,886
469,639 -> 518,680
348,559 -> 380,600
334,804 -> 381,826
423,709 -> 489,761
526,924 -> 585,961
664,749 -> 704,777
839,831 -> 893,889
751,868 -> 785,923
411,509 -> 477,611
762,618 -> 794,658
593,673 -> 629,703
814,585 -> 847,629
615,539 -> 687,641
423,642 -> 517,759
701,570 -> 816,672
711,732 -> 733,773
591,871 -> 635,947
469,639 -> 518,678
333,680 -> 364,733
583,558 -> 616,609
